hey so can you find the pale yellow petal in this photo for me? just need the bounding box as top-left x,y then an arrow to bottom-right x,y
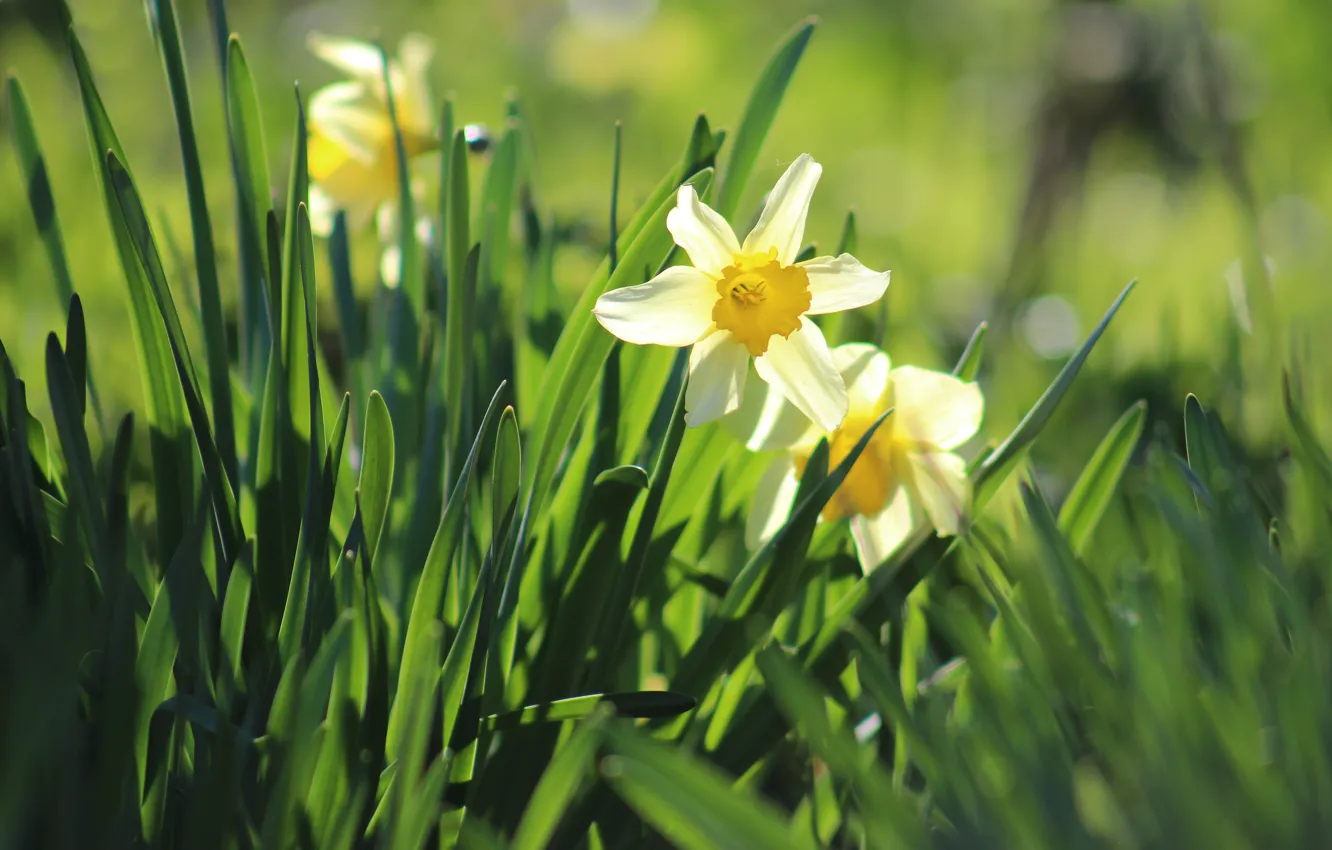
666,186 -> 740,277
906,450 -> 970,536
891,366 -> 984,451
593,266 -> 716,347
744,456 -> 801,551
741,153 -> 821,265
831,343 -> 891,416
850,486 -> 915,573
753,318 -> 847,433
685,331 -> 749,426
801,254 -> 890,315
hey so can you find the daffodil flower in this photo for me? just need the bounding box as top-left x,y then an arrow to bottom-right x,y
306,33 -> 438,238
592,155 -> 890,430
741,343 -> 984,572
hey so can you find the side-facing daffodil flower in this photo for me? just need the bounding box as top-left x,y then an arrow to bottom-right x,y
306,33 -> 437,239
741,343 -> 984,572
592,155 -> 890,430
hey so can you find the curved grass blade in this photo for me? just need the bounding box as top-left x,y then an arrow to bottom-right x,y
224,35 -> 273,383
386,382 -> 508,761
67,26 -> 195,559
358,391 -> 395,566
107,153 -> 244,567
7,72 -> 106,435
147,0 -> 236,487
712,17 -> 817,219
44,334 -> 107,574
755,645 -> 924,847
443,129 -> 473,481
521,118 -> 716,503
510,705 -> 612,850
602,724 -> 814,850
1057,400 -> 1146,556
6,74 -> 75,311
512,167 -> 715,623
975,280 -> 1136,508
953,321 -> 987,382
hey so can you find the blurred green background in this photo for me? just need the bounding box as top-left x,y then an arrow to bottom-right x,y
3,0 -> 1329,494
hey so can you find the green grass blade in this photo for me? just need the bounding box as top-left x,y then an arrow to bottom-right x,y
1057,400 -> 1146,556
107,154 -> 244,569
602,724 -> 813,850
515,167 -> 715,592
712,17 -> 817,219
443,129 -> 474,481
218,541 -> 254,704
521,117 -> 716,502
510,706 -> 612,850
953,321 -> 987,381
975,280 -> 1136,508
44,334 -> 107,573
589,350 -> 688,686
135,508 -> 207,832
387,382 -> 507,761
64,294 -> 88,418
358,392 -> 395,567
377,43 -> 424,436
67,25 -> 195,560
388,615 -> 443,847
6,73 -> 75,310
147,0 -> 236,487
754,645 -> 924,847
255,346 -> 287,642
224,35 -> 273,384
277,215 -> 331,666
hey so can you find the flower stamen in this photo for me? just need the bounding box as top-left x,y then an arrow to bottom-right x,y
712,251 -> 811,356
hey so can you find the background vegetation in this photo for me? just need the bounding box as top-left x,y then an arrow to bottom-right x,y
2,0 -> 1332,848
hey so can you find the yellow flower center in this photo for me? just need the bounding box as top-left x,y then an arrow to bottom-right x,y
711,250 -> 811,357
794,411 -> 902,522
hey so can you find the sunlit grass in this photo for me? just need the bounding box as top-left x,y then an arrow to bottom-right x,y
2,1 -> 1330,848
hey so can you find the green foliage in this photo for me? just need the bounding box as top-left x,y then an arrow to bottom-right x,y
1,5 -> 1327,850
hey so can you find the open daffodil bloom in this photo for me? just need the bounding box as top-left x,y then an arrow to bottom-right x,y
306,33 -> 437,237
741,343 -> 984,572
592,155 -> 890,430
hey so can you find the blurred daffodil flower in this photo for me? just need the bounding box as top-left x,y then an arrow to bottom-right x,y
592,154 -> 890,429
306,33 -> 438,240
739,343 -> 983,572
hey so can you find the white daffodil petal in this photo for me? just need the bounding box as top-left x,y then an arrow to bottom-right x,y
666,186 -> 741,277
850,486 -> 915,574
745,455 -> 801,551
891,365 -> 985,451
754,319 -> 847,433
686,331 -> 749,426
741,153 -> 821,265
593,266 -> 716,347
906,450 -> 970,537
831,343 -> 892,415
308,33 -> 389,84
723,364 -> 822,452
801,254 -> 891,315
